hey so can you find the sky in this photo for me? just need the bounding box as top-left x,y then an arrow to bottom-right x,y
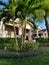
0,0 -> 8,9
35,20 -> 46,29
0,0 -> 47,29
0,0 -> 8,3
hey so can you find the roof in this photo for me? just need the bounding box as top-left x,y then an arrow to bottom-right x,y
14,18 -> 21,23
23,20 -> 34,27
27,21 -> 34,27
6,18 -> 34,28
40,29 -> 47,32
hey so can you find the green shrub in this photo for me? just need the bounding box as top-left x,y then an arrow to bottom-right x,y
36,38 -> 49,46
0,38 -> 15,44
4,43 -> 19,52
22,42 -> 33,51
0,44 -> 4,49
0,38 -> 40,52
13,42 -> 19,52
0,38 -> 22,44
17,38 -> 22,47
33,42 -> 40,50
21,42 -> 40,52
36,38 -> 49,43
0,38 -> 22,51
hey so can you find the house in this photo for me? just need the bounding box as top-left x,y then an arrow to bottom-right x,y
0,18 -> 34,41
32,26 -> 48,39
39,29 -> 48,38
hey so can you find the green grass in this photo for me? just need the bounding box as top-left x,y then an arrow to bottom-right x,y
0,55 -> 49,65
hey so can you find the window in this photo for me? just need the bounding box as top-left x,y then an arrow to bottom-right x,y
26,29 -> 29,33
16,27 -> 19,35
7,30 -> 11,37
25,36 -> 29,40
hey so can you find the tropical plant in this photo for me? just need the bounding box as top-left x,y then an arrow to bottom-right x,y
0,0 -> 45,46
14,0 -> 43,45
41,0 -> 49,39
33,0 -> 49,39
0,0 -> 18,45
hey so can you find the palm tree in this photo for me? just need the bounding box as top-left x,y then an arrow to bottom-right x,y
33,0 -> 49,39
42,0 -> 49,39
15,0 -> 43,45
0,0 -> 43,46
0,0 -> 18,44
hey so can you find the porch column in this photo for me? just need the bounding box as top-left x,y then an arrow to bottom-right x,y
0,21 -> 3,37
29,28 -> 32,41
3,25 -> 6,37
37,30 -> 39,38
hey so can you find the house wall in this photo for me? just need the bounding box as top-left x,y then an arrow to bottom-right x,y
0,21 -> 33,41
25,24 -> 32,41
42,30 -> 48,38
0,21 -> 6,37
5,25 -> 20,38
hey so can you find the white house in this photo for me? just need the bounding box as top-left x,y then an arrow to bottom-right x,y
32,26 -> 48,39
0,18 -> 34,41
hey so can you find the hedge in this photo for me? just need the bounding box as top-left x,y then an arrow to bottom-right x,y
0,38 -> 22,46
0,49 -> 43,58
0,38 -> 22,51
36,38 -> 49,43
0,38 -> 21,43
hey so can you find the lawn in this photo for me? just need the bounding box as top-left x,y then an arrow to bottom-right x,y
0,55 -> 49,65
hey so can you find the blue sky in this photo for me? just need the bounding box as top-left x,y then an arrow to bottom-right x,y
0,0 -> 8,9
35,20 -> 46,29
0,0 -> 8,3
0,0 -> 47,29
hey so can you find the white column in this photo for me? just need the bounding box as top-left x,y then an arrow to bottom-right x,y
19,27 -> 22,35
46,31 -> 48,38
29,28 -> 32,41
0,21 -> 6,38
3,25 -> 6,37
37,30 -> 39,38
43,33 -> 45,38
0,21 -> 3,37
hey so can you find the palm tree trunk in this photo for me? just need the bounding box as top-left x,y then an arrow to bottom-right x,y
21,18 -> 27,46
22,27 -> 25,45
1,21 -> 3,32
24,23 -> 26,43
24,26 -> 26,44
44,15 -> 49,39
13,22 -> 18,44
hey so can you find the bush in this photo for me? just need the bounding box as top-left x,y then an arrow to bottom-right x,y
17,38 -> 22,47
0,38 -> 40,52
0,38 -> 22,45
13,42 -> 19,52
0,38 -> 15,44
21,42 -> 40,52
0,38 -> 22,51
3,43 -> 19,52
36,38 -> 49,46
0,44 -> 4,49
22,42 -> 33,51
33,42 -> 40,50
36,38 -> 49,43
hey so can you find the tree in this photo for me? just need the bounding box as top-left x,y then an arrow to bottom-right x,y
41,0 -> 49,39
0,0 -> 43,46
15,0 -> 44,45
33,0 -> 49,39
0,0 -> 18,45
